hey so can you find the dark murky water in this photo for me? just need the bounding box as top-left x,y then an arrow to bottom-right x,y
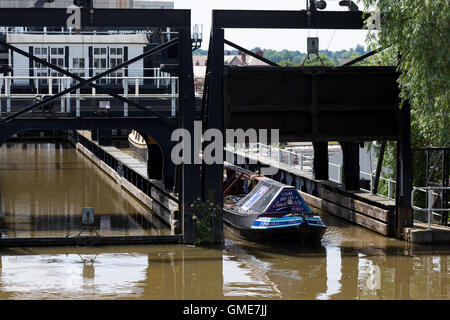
0,142 -> 170,238
0,142 -> 448,299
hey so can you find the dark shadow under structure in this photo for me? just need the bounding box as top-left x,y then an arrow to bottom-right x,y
0,8 -> 200,243
203,9 -> 413,239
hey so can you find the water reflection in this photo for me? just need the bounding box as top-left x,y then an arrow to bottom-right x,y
0,143 -> 170,238
0,142 -> 448,299
0,236 -> 448,299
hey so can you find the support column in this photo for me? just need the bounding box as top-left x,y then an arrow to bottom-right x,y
146,135 -> 163,180
178,26 -> 201,244
162,146 -> 175,190
202,22 -> 224,244
313,142 -> 328,180
339,141 -> 360,190
91,129 -> 98,142
97,129 -> 112,146
395,101 -> 413,238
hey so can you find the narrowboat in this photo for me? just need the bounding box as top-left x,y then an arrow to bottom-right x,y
128,130 -> 148,161
223,178 -> 327,243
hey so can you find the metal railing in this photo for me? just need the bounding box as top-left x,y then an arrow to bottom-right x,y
227,142 -> 314,171
228,142 -> 398,200
0,73 -> 179,117
411,187 -> 450,229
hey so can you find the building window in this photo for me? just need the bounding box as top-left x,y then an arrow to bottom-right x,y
93,47 -> 108,84
110,58 -> 123,68
34,47 -> 47,55
34,58 -> 48,69
94,48 -> 107,55
109,47 -> 124,85
33,46 -> 49,87
50,58 -> 64,67
51,47 -> 64,55
36,71 -> 48,86
49,47 -> 65,77
110,47 -> 123,56
94,58 -> 107,69
73,58 -> 85,69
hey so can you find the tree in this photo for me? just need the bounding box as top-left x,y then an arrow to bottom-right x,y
302,54 -> 335,66
363,0 -> 449,148
361,1 -> 449,208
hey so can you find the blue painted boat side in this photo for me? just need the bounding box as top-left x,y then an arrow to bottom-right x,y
251,216 -> 326,230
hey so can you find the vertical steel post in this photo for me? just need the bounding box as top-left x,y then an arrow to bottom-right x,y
171,77 -> 176,116
66,77 -> 70,113
313,142 -> 329,180
443,149 -> 449,226
372,140 -> 386,194
427,189 -> 432,230
395,101 -> 413,238
76,83 -> 80,118
388,178 -> 392,199
340,141 -> 360,190
48,76 -> 52,95
123,78 -> 128,117
202,18 -> 224,244
6,77 -> 10,113
135,78 -> 139,97
60,78 -> 65,112
0,76 -> 3,115
179,25 -> 202,244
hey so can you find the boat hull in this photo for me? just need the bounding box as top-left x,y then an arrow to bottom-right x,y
129,139 -> 148,161
223,208 -> 326,243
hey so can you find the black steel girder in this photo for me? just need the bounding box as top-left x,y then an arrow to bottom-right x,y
1,41 -> 178,126
0,8 -> 191,28
212,10 -> 368,29
223,66 -> 401,142
2,38 -> 179,122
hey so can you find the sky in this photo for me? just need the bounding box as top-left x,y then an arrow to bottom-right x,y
174,0 -> 372,52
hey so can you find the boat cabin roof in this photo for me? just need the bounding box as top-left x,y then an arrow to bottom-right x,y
235,180 -> 313,216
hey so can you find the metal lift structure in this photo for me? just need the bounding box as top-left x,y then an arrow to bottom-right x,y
202,8 -> 413,240
0,7 -> 200,244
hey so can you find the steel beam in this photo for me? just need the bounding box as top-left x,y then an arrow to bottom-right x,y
340,141 -> 360,190
223,39 -> 280,67
178,26 -> 202,244
313,142 -> 329,180
341,47 -> 383,66
0,8 -> 191,28
203,26 -> 224,244
213,10 -> 368,29
223,66 -> 401,142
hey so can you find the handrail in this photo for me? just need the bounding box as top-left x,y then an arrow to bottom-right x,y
411,187 -> 450,230
228,142 -> 399,200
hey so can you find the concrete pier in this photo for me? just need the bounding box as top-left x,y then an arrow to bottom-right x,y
405,222 -> 450,244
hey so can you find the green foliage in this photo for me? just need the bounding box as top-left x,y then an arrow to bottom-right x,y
190,198 -> 221,245
362,0 -> 450,148
361,1 -> 449,214
258,46 -> 368,66
302,54 -> 336,66
279,60 -> 298,67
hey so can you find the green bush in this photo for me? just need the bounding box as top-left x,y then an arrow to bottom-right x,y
191,198 -> 221,245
